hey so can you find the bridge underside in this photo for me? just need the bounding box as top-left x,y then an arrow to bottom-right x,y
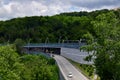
22,47 -> 61,55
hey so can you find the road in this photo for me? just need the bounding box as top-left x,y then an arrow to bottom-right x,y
54,55 -> 89,80
61,48 -> 93,64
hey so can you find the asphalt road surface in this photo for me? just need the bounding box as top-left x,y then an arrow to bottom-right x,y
54,55 -> 89,80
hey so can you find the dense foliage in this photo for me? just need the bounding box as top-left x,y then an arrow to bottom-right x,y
0,45 -> 59,80
81,11 -> 120,80
0,9 -> 119,43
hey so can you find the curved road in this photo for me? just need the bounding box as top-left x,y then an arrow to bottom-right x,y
54,55 -> 89,80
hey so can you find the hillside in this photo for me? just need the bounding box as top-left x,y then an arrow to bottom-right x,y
0,9 -> 119,43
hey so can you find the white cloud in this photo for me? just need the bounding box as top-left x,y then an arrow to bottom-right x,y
0,0 -> 120,20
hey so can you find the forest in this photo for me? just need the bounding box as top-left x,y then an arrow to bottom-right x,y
0,9 -> 119,43
0,9 -> 120,80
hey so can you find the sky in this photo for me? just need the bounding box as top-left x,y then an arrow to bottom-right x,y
0,0 -> 120,20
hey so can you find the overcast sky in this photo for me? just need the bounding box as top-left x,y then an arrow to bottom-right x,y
0,0 -> 120,20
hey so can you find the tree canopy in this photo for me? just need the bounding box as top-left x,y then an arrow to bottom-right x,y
0,9 -> 119,43
0,45 -> 59,80
81,11 -> 120,80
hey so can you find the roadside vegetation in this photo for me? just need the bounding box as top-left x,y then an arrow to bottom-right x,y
81,12 -> 120,80
0,45 -> 59,80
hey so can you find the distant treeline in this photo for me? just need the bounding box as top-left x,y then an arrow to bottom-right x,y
0,9 -> 120,43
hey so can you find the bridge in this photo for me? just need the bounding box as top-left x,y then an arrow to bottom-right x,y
23,42 -> 83,55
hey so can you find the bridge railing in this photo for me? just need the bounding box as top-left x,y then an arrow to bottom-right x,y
25,43 -> 86,49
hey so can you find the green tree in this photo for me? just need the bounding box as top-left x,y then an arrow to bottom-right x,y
20,54 -> 59,80
0,45 -> 24,80
82,12 -> 120,80
14,38 -> 25,54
